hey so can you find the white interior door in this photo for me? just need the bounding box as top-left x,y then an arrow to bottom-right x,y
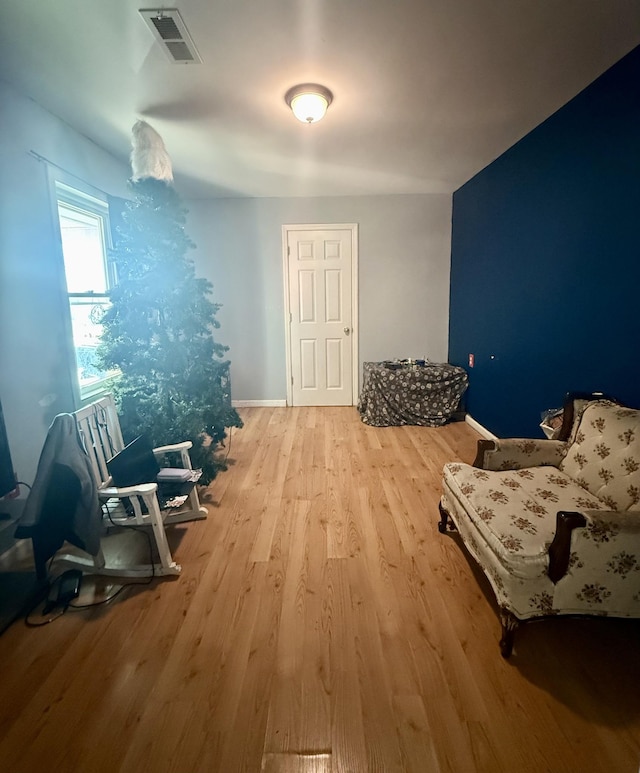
284,225 -> 358,406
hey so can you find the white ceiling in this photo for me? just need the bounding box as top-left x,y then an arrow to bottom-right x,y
2,0 -> 639,199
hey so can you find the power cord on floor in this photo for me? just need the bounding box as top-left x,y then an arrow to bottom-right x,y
222,426 -> 233,462
25,607 -> 67,627
24,574 -> 68,627
23,499 -> 156,625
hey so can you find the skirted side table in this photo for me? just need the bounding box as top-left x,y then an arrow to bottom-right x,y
358,361 -> 468,427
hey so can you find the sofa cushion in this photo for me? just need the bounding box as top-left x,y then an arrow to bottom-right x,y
442,463 -> 605,579
559,401 -> 640,512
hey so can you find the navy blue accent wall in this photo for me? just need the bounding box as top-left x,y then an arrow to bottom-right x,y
449,45 -> 640,438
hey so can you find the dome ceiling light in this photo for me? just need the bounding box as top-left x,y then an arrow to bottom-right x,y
285,83 -> 333,124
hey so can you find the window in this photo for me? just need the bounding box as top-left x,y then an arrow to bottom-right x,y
56,182 -> 118,400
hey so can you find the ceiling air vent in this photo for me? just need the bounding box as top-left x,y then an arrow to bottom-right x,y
139,8 -> 202,64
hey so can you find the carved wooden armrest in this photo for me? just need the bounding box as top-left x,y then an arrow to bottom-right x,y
547,511 -> 587,583
474,438 -> 567,470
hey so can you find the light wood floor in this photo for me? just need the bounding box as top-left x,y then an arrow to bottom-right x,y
0,407 -> 639,773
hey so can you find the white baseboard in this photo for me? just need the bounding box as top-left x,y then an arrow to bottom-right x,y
465,414 -> 497,440
232,399 -> 287,408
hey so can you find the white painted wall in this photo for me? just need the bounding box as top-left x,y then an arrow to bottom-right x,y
0,81 -> 129,488
0,77 -> 453,488
187,195 -> 452,402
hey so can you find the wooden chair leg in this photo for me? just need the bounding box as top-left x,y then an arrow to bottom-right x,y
499,608 -> 520,658
438,501 -> 452,533
141,493 -> 182,575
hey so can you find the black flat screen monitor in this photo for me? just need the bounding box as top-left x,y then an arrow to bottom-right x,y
106,434 -> 160,488
0,400 -> 15,499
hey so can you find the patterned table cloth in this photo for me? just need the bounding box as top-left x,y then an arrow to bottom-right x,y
358,361 -> 468,427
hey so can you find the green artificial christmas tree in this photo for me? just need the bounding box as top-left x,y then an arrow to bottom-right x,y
98,121 -> 242,484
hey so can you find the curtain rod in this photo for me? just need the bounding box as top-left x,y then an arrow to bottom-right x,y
28,150 -> 111,200
29,149 -> 78,178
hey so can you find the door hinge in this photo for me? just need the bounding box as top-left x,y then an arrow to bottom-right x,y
291,376 -> 294,385
289,312 -> 292,323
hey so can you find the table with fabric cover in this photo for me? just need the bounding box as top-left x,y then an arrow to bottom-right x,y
358,361 -> 468,427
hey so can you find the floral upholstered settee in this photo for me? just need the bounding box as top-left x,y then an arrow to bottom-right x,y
439,392 -> 640,656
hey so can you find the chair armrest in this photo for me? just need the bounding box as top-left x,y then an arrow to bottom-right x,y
153,440 -> 194,471
474,438 -> 567,470
99,482 -> 161,525
548,508 -> 640,583
153,441 -> 193,454
100,482 -> 158,497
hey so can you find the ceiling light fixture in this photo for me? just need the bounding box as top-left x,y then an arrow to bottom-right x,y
285,84 -> 333,124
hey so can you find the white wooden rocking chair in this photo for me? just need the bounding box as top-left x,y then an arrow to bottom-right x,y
55,394 -> 207,578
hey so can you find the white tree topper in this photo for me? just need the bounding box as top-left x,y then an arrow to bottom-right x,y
130,120 -> 174,182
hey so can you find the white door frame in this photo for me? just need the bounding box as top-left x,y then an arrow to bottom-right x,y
282,223 -> 359,406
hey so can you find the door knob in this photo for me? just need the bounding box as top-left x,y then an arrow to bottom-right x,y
343,327 -> 350,335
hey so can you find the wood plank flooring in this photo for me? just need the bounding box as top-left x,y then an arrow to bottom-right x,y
0,406 -> 639,772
